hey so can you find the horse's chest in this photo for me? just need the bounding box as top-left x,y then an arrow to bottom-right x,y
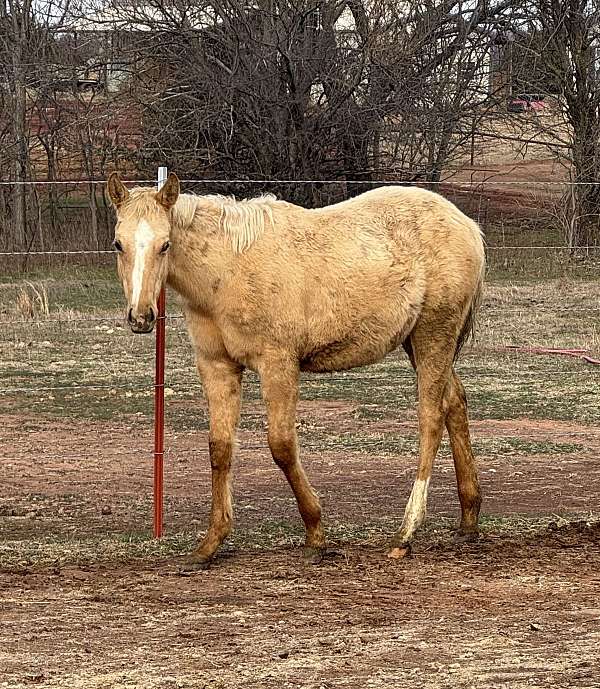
217,312 -> 271,370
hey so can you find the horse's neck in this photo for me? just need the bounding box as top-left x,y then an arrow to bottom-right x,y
167,197 -> 228,311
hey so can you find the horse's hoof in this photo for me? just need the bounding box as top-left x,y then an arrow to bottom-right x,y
178,555 -> 212,573
454,529 -> 480,544
303,546 -> 327,565
387,544 -> 412,559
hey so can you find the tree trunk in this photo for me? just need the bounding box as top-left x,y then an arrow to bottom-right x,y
79,124 -> 100,250
47,136 -> 58,243
11,14 -> 27,251
568,103 -> 600,249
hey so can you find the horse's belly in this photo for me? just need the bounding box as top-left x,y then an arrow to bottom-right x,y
301,275 -> 423,372
300,331 -> 404,372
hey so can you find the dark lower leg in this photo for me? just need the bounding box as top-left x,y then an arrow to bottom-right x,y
270,434 -> 325,551
191,439 -> 234,562
182,358 -> 242,570
446,373 -> 481,535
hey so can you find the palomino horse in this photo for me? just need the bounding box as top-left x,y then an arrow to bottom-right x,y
107,172 -> 485,569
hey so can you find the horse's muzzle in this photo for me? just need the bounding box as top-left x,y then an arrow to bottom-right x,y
128,307 -> 156,334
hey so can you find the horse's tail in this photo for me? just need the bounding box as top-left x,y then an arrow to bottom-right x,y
455,254 -> 485,360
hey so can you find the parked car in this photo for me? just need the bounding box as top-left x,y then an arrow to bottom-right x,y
507,93 -> 546,112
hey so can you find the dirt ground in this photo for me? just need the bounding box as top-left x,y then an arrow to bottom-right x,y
2,407 -> 600,689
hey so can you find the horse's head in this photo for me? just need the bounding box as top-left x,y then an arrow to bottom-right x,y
106,172 -> 180,333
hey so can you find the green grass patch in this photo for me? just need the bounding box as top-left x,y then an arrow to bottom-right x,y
2,267 -> 600,431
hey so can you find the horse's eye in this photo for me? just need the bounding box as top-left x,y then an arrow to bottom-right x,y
160,241 -> 171,254
113,239 -> 123,253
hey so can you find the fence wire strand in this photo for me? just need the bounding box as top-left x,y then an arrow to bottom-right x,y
4,305 -> 600,327
0,178 -> 599,186
3,246 -> 600,257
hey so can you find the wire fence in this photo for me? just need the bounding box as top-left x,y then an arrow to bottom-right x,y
3,174 -> 600,538
1,175 -> 599,256
1,177 -> 599,186
4,246 -> 600,257
2,174 -> 598,260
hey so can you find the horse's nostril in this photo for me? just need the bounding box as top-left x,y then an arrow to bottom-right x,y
148,307 -> 155,322
127,308 -> 134,323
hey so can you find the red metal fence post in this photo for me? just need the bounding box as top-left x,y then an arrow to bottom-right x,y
153,166 -> 168,538
153,286 -> 166,538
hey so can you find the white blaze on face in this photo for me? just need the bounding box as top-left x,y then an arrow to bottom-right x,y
131,219 -> 155,311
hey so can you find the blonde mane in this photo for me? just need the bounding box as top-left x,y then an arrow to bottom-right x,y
173,192 -> 277,253
122,187 -> 277,253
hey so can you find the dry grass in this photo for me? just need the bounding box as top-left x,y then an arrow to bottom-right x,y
450,111 -> 570,179
15,281 -> 50,319
2,266 -> 600,421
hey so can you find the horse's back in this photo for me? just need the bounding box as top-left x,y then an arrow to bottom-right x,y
315,184 -> 485,304
295,184 -> 484,307
314,185 -> 483,253
219,186 -> 484,372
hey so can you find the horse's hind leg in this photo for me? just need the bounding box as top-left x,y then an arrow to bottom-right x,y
445,371 -> 481,540
260,359 -> 326,563
389,336 -> 454,558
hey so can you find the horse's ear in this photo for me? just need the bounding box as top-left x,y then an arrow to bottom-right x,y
156,173 -> 180,210
106,172 -> 129,209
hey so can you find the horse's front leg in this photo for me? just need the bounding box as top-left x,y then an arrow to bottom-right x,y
260,358 -> 326,563
182,356 -> 243,571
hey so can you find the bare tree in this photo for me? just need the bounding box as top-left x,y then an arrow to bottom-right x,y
1,0 -> 70,252
95,0 -> 511,203
3,0 -> 33,249
0,0 -> 126,253
511,1 -> 600,249
0,0 -> 522,254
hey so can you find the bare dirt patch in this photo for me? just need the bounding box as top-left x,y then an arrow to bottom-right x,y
2,528 -> 600,689
2,409 -> 600,689
3,409 -> 599,541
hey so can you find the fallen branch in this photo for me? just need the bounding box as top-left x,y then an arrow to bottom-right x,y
501,346 -> 600,365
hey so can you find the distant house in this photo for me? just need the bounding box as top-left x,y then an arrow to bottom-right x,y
24,56 -> 143,179
62,4 -> 217,93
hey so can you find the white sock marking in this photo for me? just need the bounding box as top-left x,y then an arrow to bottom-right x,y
399,477 -> 430,541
